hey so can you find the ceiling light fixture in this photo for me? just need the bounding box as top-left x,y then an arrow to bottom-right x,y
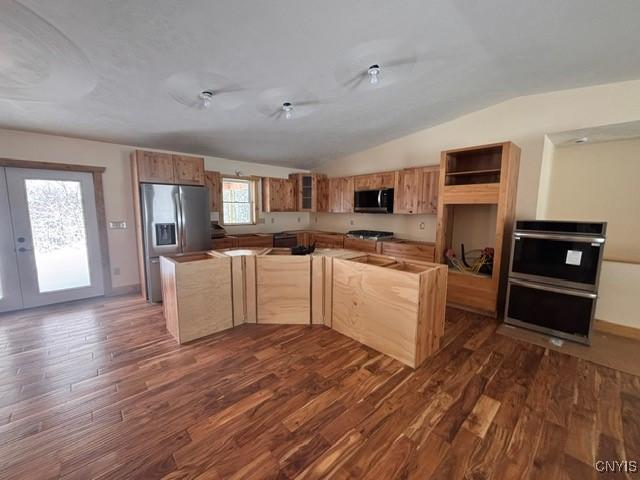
367,64 -> 381,85
198,90 -> 214,108
282,102 -> 293,120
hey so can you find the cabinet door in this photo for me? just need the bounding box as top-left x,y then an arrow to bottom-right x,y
173,155 -> 204,185
328,178 -> 342,213
204,171 -> 222,212
136,150 -> 174,183
340,177 -> 354,213
317,176 -> 329,212
418,168 -> 439,214
283,178 -> 297,211
394,168 -> 421,214
296,174 -> 316,212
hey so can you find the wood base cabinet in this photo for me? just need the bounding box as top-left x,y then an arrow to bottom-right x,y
160,253 -> 233,343
331,255 -> 447,368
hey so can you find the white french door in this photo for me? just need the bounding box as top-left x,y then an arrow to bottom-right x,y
0,167 -> 104,312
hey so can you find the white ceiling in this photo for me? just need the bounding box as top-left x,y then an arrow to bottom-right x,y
2,0 -> 640,169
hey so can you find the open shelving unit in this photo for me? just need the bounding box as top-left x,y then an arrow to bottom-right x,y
435,142 -> 520,317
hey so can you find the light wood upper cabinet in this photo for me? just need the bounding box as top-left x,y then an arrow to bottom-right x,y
289,173 -> 327,212
317,176 -> 329,212
326,177 -> 354,213
354,171 -> 396,191
417,167 -> 439,214
393,167 -> 439,214
341,177 -> 354,213
135,150 -> 175,183
394,168 -> 422,214
133,150 -> 204,186
173,155 -> 205,185
262,177 -> 296,212
204,171 -> 222,212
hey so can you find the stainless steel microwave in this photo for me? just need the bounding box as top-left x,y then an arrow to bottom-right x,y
354,188 -> 394,214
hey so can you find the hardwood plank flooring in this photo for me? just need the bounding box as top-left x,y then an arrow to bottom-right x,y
0,296 -> 637,479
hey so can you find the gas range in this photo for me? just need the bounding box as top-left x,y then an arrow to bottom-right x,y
346,230 -> 394,241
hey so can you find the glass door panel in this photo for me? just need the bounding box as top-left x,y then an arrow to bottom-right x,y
24,179 -> 92,292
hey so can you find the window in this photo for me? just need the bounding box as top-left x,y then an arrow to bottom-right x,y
222,177 -> 256,225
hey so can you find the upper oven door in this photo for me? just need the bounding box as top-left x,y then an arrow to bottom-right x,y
509,232 -> 605,291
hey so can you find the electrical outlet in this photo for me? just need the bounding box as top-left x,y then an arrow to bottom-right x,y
297,217 -> 301,223
349,219 -> 354,226
271,217 -> 275,224
419,222 -> 425,230
113,267 -> 121,275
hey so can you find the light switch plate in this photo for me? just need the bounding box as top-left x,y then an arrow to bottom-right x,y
108,221 -> 127,229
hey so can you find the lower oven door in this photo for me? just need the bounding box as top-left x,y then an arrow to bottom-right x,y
510,232 -> 604,290
505,278 -> 597,344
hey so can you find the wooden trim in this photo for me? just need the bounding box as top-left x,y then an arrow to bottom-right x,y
131,152 -> 147,299
603,256 -> 640,266
220,175 -> 259,226
594,319 -> 640,340
92,171 -> 113,296
1,157 -> 113,297
0,158 -> 105,173
105,284 -> 141,297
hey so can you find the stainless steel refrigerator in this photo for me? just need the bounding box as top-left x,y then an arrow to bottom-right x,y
140,183 -> 210,302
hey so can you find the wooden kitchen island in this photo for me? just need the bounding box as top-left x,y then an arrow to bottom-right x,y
160,247 -> 447,368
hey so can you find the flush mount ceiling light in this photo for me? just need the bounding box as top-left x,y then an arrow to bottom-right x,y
282,102 -> 294,120
164,71 -> 245,110
367,64 -> 381,85
198,90 -> 214,109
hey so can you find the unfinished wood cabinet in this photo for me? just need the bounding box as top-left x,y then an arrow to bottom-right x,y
435,141 -> 521,317
256,256 -> 310,324
354,171 -> 397,191
317,176 -> 329,212
289,173 -> 326,212
394,168 -> 422,214
418,167 -> 439,214
204,170 -> 222,212
160,253 -> 233,343
327,177 -> 354,213
312,233 -> 344,248
262,177 -> 296,212
343,237 -> 377,253
331,255 -> 447,368
134,150 -> 175,183
133,150 -> 205,186
212,236 -> 238,249
378,240 -> 436,263
173,155 -> 205,185
236,234 -> 273,248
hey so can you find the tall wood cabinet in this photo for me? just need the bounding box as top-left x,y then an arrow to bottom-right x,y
133,150 -> 205,186
435,141 -> 520,317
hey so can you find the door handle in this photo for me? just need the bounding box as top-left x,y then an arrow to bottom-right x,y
17,247 -> 33,253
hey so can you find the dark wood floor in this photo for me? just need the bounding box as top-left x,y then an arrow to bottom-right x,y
0,296 -> 638,479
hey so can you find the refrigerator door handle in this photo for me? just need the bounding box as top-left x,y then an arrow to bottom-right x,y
174,191 -> 185,252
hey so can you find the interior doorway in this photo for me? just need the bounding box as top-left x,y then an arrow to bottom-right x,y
0,167 -> 104,312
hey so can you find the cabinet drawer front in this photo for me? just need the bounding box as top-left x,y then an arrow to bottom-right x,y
380,242 -> 435,262
344,237 -> 377,253
237,236 -> 273,248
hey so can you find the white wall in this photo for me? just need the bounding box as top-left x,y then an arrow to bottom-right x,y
0,128 -> 307,289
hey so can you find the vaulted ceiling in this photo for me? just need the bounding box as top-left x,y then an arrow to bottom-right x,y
2,0 -> 640,168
